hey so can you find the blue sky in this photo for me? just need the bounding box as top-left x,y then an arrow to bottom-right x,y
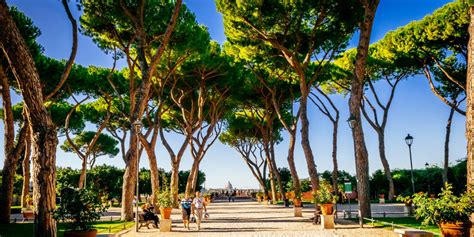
1,0 -> 465,189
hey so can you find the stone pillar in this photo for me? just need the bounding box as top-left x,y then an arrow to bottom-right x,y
321,215 -> 335,229
294,207 -> 302,217
160,219 -> 172,232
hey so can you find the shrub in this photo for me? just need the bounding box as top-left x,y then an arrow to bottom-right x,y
53,188 -> 107,231
412,183 -> 474,226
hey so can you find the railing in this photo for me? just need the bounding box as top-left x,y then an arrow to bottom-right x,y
362,217 -> 441,236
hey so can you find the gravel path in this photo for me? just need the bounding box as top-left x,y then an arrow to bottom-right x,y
119,199 -> 397,237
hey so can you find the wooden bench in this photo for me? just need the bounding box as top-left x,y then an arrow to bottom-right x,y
394,229 -> 434,237
137,214 -> 158,229
22,210 -> 34,222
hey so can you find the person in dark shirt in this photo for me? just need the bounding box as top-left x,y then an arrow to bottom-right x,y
180,193 -> 193,230
141,203 -> 159,227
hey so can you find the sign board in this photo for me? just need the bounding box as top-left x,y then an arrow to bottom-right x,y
344,182 -> 352,194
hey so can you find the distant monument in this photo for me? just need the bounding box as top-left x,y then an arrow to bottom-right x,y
224,181 -> 233,190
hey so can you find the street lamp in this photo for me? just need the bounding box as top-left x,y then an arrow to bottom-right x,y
133,120 -> 143,232
404,134 -> 415,195
347,115 -> 356,130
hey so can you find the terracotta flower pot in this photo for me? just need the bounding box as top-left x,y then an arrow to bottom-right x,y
64,229 -> 97,237
439,222 -> 466,237
160,207 -> 173,219
320,204 -> 334,215
293,199 -> 302,207
257,197 -> 262,202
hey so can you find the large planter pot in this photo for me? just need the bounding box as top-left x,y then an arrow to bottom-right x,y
439,222 -> 466,237
64,229 -> 97,237
257,197 -> 262,203
320,204 -> 334,215
160,207 -> 173,219
293,199 -> 302,207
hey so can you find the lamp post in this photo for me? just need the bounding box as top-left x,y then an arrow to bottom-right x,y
405,134 -> 415,195
133,121 -> 143,232
347,115 -> 356,130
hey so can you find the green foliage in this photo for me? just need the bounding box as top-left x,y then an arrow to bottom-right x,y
53,188 -> 107,231
312,180 -> 338,204
412,183 -> 474,225
60,131 -> 119,159
156,174 -> 175,208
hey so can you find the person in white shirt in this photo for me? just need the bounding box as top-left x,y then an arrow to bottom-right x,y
191,191 -> 207,230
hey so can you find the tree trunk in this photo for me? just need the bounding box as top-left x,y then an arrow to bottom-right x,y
78,157 -> 87,189
443,107 -> 455,184
191,162 -> 201,194
349,0 -> 379,219
142,142 -> 159,206
299,94 -> 319,193
0,65 -> 17,223
287,131 -> 301,198
120,137 -> 138,221
186,160 -> 200,194
331,121 -> 339,195
170,162 -> 180,203
270,141 -> 287,206
267,157 -> 277,203
21,136 -> 31,208
377,131 -> 395,201
467,5 -> 474,235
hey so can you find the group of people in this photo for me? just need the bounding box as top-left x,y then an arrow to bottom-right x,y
180,191 -> 208,230
138,191 -> 208,231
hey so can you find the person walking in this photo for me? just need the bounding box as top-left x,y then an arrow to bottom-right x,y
180,193 -> 192,230
192,191 -> 207,230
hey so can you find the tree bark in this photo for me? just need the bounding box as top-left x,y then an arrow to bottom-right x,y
78,157 -> 87,189
170,162 -> 180,202
120,133 -> 138,220
377,131 -> 395,200
349,0 -> 379,219
443,107 -> 455,184
467,5 -> 474,235
287,130 -> 301,197
186,160 -> 200,194
270,141 -> 286,206
21,134 -> 31,208
267,156 -> 277,203
299,94 -> 319,193
331,120 -> 339,194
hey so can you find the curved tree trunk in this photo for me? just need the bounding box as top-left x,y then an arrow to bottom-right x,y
120,136 -> 138,221
299,94 -> 319,193
267,157 -> 277,203
331,121 -> 339,194
148,152 -> 160,206
186,160 -> 200,194
349,0 -> 379,219
170,162 -> 180,203
270,141 -> 287,206
21,136 -> 31,208
287,131 -> 301,198
377,131 -> 395,201
443,107 -> 455,184
78,157 -> 87,189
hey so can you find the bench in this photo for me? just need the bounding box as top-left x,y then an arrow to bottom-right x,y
22,210 -> 34,222
394,229 -> 434,237
137,214 -> 158,229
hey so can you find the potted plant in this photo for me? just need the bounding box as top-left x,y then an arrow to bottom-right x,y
256,192 -> 264,203
53,188 -> 106,237
412,183 -> 473,237
293,192 -> 302,207
396,194 -> 414,215
378,193 -> 385,204
312,181 -> 338,215
203,193 -> 212,203
156,174 -> 175,219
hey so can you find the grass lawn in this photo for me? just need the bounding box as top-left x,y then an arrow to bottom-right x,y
365,217 -> 440,235
0,220 -> 134,237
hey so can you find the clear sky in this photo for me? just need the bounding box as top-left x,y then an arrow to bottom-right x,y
1,0 -> 465,189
